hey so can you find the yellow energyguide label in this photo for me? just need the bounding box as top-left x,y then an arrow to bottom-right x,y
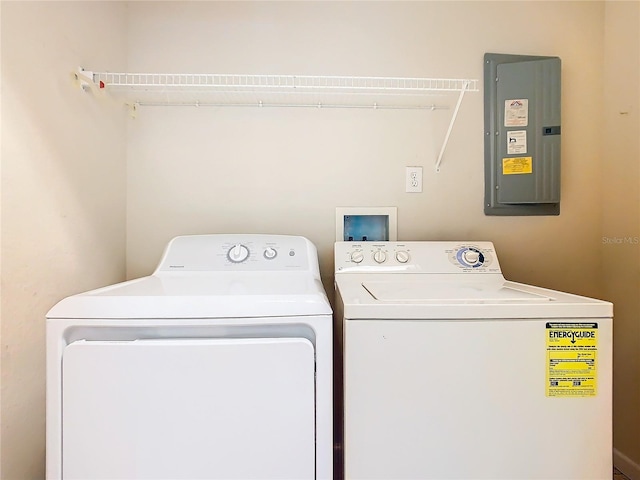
546,322 -> 598,397
502,157 -> 532,175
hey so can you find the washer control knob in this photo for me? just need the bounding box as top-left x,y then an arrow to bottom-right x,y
373,250 -> 387,264
350,250 -> 364,264
462,249 -> 480,265
395,250 -> 410,263
263,247 -> 277,260
227,244 -> 250,263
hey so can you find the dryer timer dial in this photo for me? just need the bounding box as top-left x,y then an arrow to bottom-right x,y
227,244 -> 250,263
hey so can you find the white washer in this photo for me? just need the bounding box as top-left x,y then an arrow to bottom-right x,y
335,241 -> 612,480
47,234 -> 332,480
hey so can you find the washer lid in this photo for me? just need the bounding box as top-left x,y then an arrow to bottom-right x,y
361,280 -> 554,303
47,272 -> 332,319
336,274 -> 612,319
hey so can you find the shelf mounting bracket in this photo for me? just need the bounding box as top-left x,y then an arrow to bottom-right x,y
434,81 -> 469,173
74,67 -> 97,92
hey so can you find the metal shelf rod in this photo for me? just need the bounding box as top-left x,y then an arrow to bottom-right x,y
134,102 -> 451,110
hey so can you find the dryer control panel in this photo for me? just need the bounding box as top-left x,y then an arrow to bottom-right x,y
335,241 -> 502,274
156,234 -> 317,272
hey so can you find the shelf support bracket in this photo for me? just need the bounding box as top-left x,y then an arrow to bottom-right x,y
434,81 -> 469,173
73,67 -> 108,97
125,102 -> 139,119
74,67 -> 96,92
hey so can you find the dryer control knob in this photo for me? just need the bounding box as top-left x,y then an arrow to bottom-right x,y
227,244 -> 250,263
395,250 -> 410,263
263,247 -> 277,260
373,250 -> 387,264
350,251 -> 364,263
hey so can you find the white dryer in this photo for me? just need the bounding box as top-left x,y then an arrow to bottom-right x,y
335,241 -> 613,480
47,234 -> 332,480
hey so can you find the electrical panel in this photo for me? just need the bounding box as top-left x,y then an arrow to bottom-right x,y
484,53 -> 561,216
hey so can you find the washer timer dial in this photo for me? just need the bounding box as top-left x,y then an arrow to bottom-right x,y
456,246 -> 485,268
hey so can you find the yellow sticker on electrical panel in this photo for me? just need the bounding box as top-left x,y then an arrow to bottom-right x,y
546,322 -> 598,397
502,157 -> 532,175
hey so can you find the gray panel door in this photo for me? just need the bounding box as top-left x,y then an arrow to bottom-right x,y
496,58 -> 561,204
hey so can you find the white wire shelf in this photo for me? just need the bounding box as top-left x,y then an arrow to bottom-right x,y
75,69 -> 478,171
81,71 -> 478,109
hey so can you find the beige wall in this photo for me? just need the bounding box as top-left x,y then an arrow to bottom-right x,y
603,1 -> 640,478
0,1 -> 638,478
0,2 -> 127,479
126,2 -> 606,294
124,1 -> 639,475
1,5 -> 3,478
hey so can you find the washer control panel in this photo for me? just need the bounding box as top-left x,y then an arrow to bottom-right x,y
335,241 -> 501,273
343,244 -> 412,267
157,234 -> 314,272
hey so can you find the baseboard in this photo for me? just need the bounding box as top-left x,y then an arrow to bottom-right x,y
615,448 -> 640,480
